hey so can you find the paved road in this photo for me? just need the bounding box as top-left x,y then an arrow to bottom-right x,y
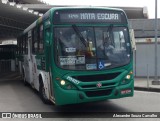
0,77 -> 160,121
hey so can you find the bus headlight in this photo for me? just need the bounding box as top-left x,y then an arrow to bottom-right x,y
121,71 -> 133,85
126,75 -> 131,80
60,80 -> 66,85
60,80 -> 75,89
56,78 -> 77,90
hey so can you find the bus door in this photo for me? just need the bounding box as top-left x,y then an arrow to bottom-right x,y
26,31 -> 34,86
44,20 -> 54,100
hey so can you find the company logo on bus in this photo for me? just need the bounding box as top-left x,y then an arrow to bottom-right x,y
96,82 -> 102,88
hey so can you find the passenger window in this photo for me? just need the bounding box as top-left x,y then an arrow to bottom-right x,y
32,28 -> 38,54
39,25 -> 44,54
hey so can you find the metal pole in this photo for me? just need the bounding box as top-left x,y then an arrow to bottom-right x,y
152,0 -> 160,85
147,64 -> 149,89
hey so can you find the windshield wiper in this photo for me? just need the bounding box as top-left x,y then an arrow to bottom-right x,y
104,24 -> 113,44
107,24 -> 113,33
72,24 -> 87,47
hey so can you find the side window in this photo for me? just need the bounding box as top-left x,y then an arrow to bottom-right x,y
35,28 -> 39,54
25,34 -> 28,54
32,29 -> 38,54
20,37 -> 22,54
23,36 -> 26,54
32,30 -> 35,54
113,31 -> 126,50
39,25 -> 44,54
17,37 -> 20,55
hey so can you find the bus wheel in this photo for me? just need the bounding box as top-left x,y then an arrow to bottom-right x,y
39,81 -> 51,104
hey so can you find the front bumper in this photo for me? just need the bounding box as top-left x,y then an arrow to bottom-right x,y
54,79 -> 134,105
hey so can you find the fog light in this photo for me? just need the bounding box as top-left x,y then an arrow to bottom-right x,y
126,75 -> 131,80
79,93 -> 84,100
60,80 -> 66,85
67,84 -> 72,89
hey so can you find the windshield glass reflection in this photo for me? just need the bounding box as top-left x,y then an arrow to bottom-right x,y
54,26 -> 131,70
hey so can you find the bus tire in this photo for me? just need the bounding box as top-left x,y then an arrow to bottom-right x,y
39,78 -> 51,104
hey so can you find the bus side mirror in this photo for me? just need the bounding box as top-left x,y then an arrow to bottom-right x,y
45,28 -> 51,46
46,40 -> 50,46
129,29 -> 136,50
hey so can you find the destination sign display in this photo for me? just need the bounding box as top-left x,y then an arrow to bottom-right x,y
60,12 -> 121,22
53,9 -> 127,24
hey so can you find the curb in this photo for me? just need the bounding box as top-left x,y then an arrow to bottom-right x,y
134,87 -> 160,93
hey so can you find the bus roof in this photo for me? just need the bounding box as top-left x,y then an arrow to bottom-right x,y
49,6 -> 125,12
20,6 -> 126,36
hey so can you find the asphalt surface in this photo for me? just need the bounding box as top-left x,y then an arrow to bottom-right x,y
134,77 -> 160,92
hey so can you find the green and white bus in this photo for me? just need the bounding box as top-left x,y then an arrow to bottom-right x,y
17,7 -> 134,105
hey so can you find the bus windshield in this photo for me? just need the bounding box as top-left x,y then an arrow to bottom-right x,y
54,26 -> 131,70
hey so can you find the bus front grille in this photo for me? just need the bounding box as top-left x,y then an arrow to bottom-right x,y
85,89 -> 112,97
72,72 -> 121,82
81,82 -> 116,89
